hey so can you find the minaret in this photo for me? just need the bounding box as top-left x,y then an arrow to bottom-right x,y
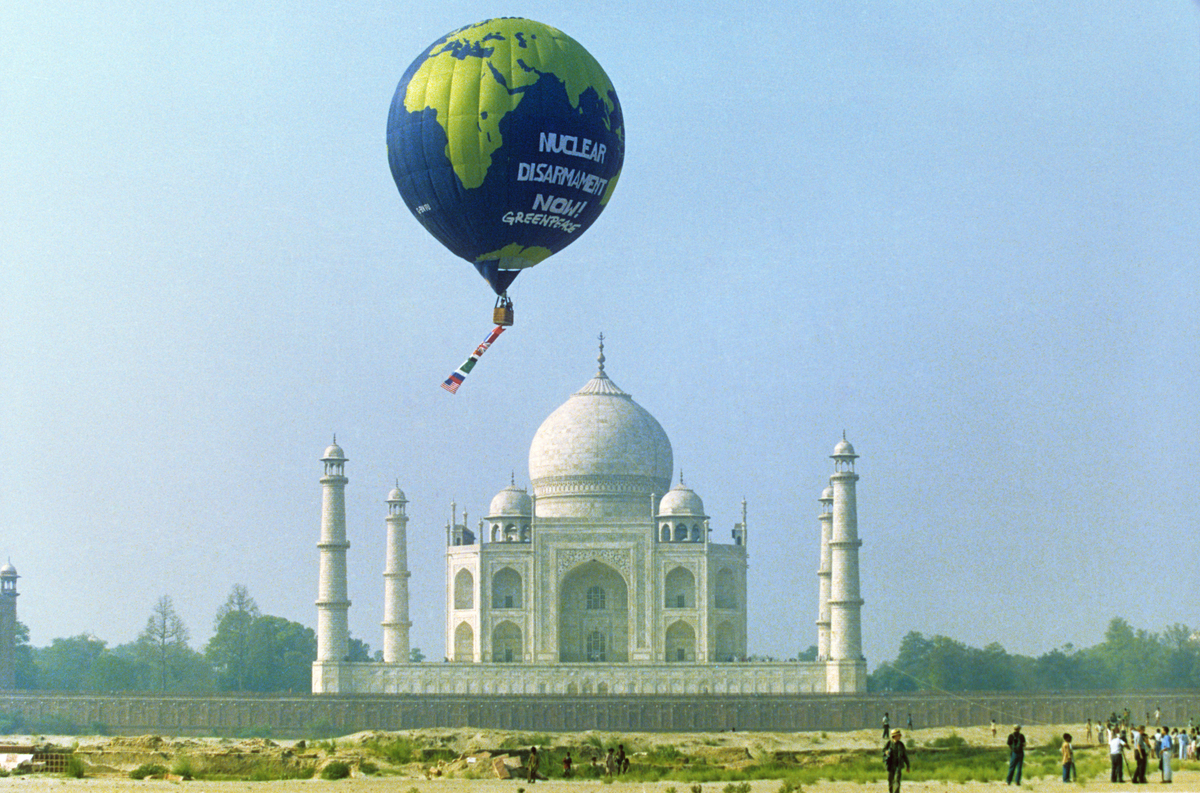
816,485 -> 833,661
316,437 -> 351,664
826,434 -> 866,692
0,562 -> 18,690
732,498 -> 748,546
381,482 -> 412,663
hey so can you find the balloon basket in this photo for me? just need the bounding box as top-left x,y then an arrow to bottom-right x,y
493,296 -> 514,326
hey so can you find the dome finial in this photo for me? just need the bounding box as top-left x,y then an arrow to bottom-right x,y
510,470 -> 516,486
597,332 -> 606,373
679,470 -> 685,486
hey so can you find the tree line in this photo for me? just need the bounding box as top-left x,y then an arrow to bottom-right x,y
868,617 -> 1200,692
9,585 -> 421,693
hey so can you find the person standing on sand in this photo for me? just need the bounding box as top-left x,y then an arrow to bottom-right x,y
1110,729 -> 1127,783
525,746 -> 540,784
1132,725 -> 1149,784
1086,718 -> 1093,744
884,728 -> 910,793
1006,724 -> 1026,785
604,747 -> 615,777
1061,733 -> 1075,782
1158,726 -> 1173,783
992,719 -> 997,739
883,711 -> 891,739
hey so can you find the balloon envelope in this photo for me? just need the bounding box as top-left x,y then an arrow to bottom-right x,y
387,18 -> 625,295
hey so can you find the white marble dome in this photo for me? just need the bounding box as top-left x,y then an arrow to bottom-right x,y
323,440 -> 346,461
833,438 -> 857,458
489,483 -> 532,516
659,481 -> 705,517
0,562 -> 15,577
529,367 -> 673,503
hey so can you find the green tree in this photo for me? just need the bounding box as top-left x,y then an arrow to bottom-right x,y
33,634 -> 105,690
244,615 -> 316,692
1092,617 -> 1165,688
867,661 -> 917,692
137,595 -> 192,691
206,585 -> 260,691
409,646 -> 425,663
796,645 -> 819,662
347,636 -> 372,662
970,642 -> 1016,690
1160,623 -> 1198,689
85,646 -> 149,691
14,621 -> 36,689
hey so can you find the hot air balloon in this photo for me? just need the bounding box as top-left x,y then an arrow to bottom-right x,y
387,17 -> 625,338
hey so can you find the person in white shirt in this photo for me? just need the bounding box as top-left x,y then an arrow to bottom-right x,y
1109,731 -> 1127,783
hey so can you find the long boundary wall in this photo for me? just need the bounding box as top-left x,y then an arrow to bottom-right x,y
3,690 -> 1200,736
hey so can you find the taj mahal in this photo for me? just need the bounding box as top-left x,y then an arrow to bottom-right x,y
312,344 -> 867,696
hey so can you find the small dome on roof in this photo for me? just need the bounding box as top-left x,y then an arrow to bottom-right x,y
820,486 -> 834,501
387,485 -> 406,502
489,483 -> 532,516
322,437 -> 346,461
658,480 -> 705,517
832,437 -> 857,458
0,562 -> 16,577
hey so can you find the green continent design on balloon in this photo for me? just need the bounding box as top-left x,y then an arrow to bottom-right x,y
387,18 -> 625,295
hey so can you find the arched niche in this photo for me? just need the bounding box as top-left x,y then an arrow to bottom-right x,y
558,560 -> 628,663
453,568 -> 474,610
714,567 -> 736,609
491,620 -> 522,663
453,621 -> 474,662
664,566 -> 695,608
665,620 -> 695,662
713,621 -> 735,662
491,567 -> 522,608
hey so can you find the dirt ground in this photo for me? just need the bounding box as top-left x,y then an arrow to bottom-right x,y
0,723 -> 1190,792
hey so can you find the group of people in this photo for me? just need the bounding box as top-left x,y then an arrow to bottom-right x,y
1102,722 -> 1191,784
525,744 -> 629,782
1002,719 -> 1193,787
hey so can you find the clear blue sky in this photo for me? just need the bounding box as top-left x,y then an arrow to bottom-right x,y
3,1 -> 1198,666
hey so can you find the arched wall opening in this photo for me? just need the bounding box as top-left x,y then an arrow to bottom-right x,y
558,560 -> 628,662
453,621 -> 474,662
454,569 -> 474,610
491,620 -> 522,663
664,566 -> 695,608
491,567 -> 522,608
665,620 -> 695,662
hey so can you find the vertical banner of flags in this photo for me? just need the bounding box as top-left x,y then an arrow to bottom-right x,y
441,325 -> 507,394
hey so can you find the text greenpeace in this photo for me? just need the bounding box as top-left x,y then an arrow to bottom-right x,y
501,192 -> 587,233
517,162 -> 610,196
501,211 -> 581,233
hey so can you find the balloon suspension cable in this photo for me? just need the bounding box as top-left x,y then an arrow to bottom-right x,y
441,324 -> 507,394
